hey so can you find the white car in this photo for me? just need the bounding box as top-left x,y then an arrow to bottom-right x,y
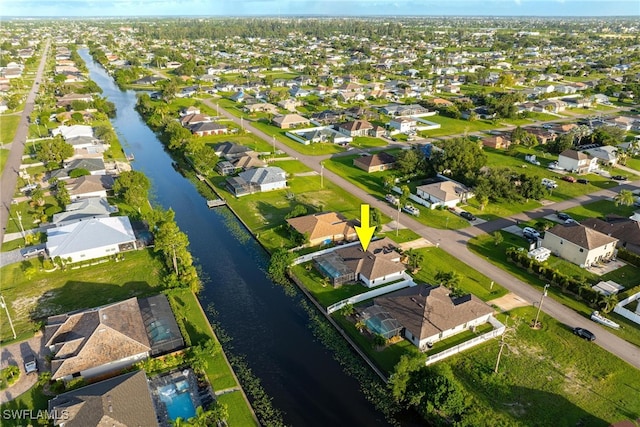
402,205 -> 420,216
522,227 -> 541,239
385,194 -> 399,205
541,178 -> 557,189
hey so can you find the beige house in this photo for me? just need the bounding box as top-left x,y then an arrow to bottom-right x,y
416,180 -> 471,209
286,211 -> 357,246
353,152 -> 396,173
272,113 -> 310,129
557,149 -> 598,174
542,223 -> 618,267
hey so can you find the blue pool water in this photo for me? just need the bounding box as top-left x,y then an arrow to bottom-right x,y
159,385 -> 196,421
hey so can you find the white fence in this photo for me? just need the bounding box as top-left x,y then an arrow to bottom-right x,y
425,316 -> 506,366
613,291 -> 640,325
390,186 -> 435,208
326,274 -> 416,314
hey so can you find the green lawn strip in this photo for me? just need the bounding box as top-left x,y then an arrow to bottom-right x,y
216,391 -> 259,427
0,249 -> 164,343
424,323 -> 494,356
449,306 -> 640,426
0,148 -> 9,174
332,312 -> 421,375
467,234 -> 640,347
410,247 -> 507,301
564,199 -> 636,222
419,115 -> 497,137
272,159 -> 314,174
379,228 -> 422,243
351,136 -> 388,148
166,289 -> 238,391
201,133 -> 276,154
292,263 -> 373,307
215,98 -> 250,119
624,157 -> 640,172
0,385 -> 50,427
0,115 -> 20,144
250,120 -> 345,156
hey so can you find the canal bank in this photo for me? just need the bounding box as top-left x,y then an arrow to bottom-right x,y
79,49 -> 393,426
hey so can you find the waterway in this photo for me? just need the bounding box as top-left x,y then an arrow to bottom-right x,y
78,49 -> 390,426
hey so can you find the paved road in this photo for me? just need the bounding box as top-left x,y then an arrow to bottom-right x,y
204,98 -> 640,370
0,335 -> 44,404
0,40 -> 50,247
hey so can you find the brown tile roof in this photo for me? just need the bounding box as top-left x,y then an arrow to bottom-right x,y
559,149 -> 591,160
374,284 -> 494,341
67,175 -> 114,197
339,119 -> 373,132
581,217 -> 640,246
45,298 -> 151,380
48,370 -> 158,426
353,152 -> 396,169
334,237 -> 404,281
546,223 -> 618,249
286,212 -> 356,243
273,113 -> 309,126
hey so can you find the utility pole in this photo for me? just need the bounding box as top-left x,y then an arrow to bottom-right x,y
494,338 -> 506,373
16,211 -> 26,240
396,201 -> 401,236
0,295 -> 17,340
532,284 -> 550,329
320,162 -> 324,189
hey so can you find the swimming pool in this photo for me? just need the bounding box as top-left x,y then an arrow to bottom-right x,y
158,384 -> 196,421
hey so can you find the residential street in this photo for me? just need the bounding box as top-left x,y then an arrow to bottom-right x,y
204,98 -> 640,370
0,40 -> 50,247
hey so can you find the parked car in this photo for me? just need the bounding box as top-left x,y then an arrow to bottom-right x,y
460,211 -> 476,221
573,327 -> 596,341
402,204 -> 420,216
577,178 -> 589,184
562,176 -> 577,183
21,247 -> 43,259
565,218 -> 578,224
20,183 -> 38,193
385,194 -> 399,205
542,178 -> 558,189
556,212 -> 571,221
24,354 -> 38,374
611,175 -> 627,181
522,227 -> 541,239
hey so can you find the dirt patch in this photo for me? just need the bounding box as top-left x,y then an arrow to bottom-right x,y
11,290 -> 61,320
488,293 -> 530,312
399,238 -> 433,251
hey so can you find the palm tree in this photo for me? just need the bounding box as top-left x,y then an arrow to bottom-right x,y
614,189 -> 635,207
355,320 -> 366,333
406,249 -> 424,273
599,293 -> 619,314
187,406 -> 211,427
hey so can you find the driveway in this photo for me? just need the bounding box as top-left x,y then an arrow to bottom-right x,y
0,249 -> 23,268
0,335 -> 44,404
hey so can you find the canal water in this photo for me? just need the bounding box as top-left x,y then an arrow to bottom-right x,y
78,49 -> 390,426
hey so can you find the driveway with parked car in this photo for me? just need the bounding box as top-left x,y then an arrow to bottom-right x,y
0,335 -> 44,404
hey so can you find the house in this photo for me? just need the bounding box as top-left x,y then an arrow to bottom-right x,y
232,152 -> 266,170
592,94 -> 611,105
214,142 -> 253,159
272,114 -> 310,129
381,103 -> 430,117
44,295 -> 183,381
542,223 -> 618,267
582,216 -> 640,256
482,135 -> 511,150
289,86 -> 310,98
338,120 -> 373,137
429,98 -> 454,107
245,102 -> 279,114
64,158 -> 107,175
527,128 -> 557,145
226,176 -> 252,196
370,284 -> 494,350
51,197 -> 117,226
46,216 -> 137,263
311,110 -> 343,124
67,175 -> 114,200
55,93 -> 93,108
237,166 -> 287,192
277,98 -> 302,112
133,75 -> 164,86
353,152 -> 396,173
389,117 -> 417,133
48,371 -> 159,426
188,121 -> 227,136
216,160 -> 237,176
314,237 -> 405,287
286,212 -> 357,246
180,113 -> 210,127
557,149 -> 598,174
537,99 -> 567,113
584,146 -> 618,166
229,91 -> 245,102
51,125 -> 93,140
416,180 -> 471,209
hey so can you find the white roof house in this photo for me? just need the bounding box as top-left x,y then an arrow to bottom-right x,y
51,125 -> 93,140
46,216 -> 137,263
52,197 -> 117,226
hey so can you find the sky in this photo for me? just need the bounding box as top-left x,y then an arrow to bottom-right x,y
0,0 -> 638,17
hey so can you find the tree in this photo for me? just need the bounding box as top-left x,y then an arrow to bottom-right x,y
430,137 -> 487,185
591,126 -> 626,146
94,125 -> 117,144
395,148 -> 424,177
492,230 -> 504,246
113,171 -> 151,209
165,121 -> 193,150
267,248 -> 294,286
36,137 -> 74,167
599,293 -> 618,314
55,183 -> 71,207
154,219 -> 190,276
614,189 -> 635,207
69,168 -> 90,178
546,133 -> 574,154
435,270 -> 461,289
405,249 -> 424,273
285,204 -> 308,219
496,73 -> 515,88
382,175 -> 396,189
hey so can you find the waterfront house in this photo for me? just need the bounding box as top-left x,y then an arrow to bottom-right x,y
286,211 -> 357,247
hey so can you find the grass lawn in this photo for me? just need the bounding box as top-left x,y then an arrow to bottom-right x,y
379,228 -> 422,244
0,249 -> 165,343
420,115 -> 497,137
0,115 -> 20,144
0,385 -> 49,427
449,306 -> 640,426
217,391 -> 259,427
201,133 -> 276,154
0,148 -> 8,174
564,199 -> 637,222
4,197 -> 63,234
467,233 -> 640,347
351,136 -> 388,148
410,247 -> 507,301
292,263 -> 370,307
500,112 -> 560,126
271,159 -> 314,174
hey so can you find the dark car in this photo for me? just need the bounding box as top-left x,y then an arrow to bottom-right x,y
611,175 -> 626,181
577,178 -> 589,184
562,176 -> 576,183
573,327 -> 596,341
556,212 -> 571,221
460,211 -> 476,221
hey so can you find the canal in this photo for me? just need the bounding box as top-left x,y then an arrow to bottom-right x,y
78,49 -> 390,426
